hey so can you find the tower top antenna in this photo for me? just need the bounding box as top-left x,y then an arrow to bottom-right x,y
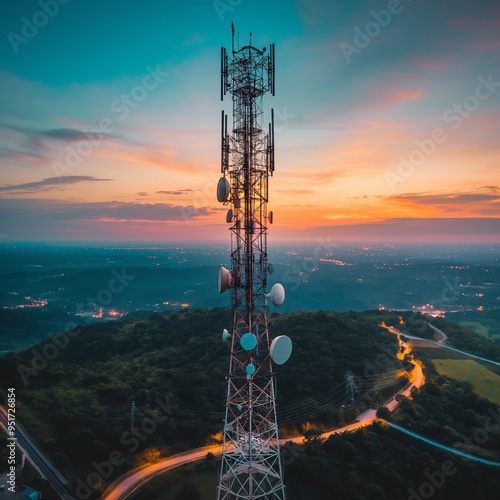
231,22 -> 235,53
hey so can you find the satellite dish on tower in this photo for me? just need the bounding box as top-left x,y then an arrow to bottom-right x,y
268,283 -> 285,306
217,177 -> 231,203
268,211 -> 274,224
268,263 -> 274,275
218,266 -> 232,294
226,209 -> 233,223
222,328 -> 231,343
270,335 -> 292,365
240,332 -> 257,351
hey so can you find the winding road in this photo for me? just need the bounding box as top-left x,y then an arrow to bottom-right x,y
3,322 -> 496,499
102,353 -> 425,500
385,324 -> 500,366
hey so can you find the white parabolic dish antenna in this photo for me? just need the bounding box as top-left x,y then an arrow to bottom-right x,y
270,335 -> 292,365
217,177 -> 231,203
222,328 -> 231,343
269,283 -> 285,306
218,266 -> 232,294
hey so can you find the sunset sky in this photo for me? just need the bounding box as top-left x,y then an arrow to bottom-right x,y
0,0 -> 499,243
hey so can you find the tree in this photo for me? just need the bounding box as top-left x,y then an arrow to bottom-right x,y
376,406 -> 391,419
178,481 -> 201,500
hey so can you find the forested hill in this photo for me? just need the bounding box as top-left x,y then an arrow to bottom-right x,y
0,310 -> 405,478
1,308 -> 500,498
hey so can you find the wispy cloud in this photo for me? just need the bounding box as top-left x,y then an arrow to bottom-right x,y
0,199 -> 213,223
380,187 -> 500,216
0,175 -> 113,193
156,189 -> 194,195
0,123 -> 122,167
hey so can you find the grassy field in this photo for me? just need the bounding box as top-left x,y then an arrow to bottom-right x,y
460,321 -> 495,339
432,359 -> 500,404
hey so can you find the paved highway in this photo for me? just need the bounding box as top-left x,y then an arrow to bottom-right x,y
386,421 -> 500,467
1,341 -> 426,500
103,356 -> 425,499
385,325 -> 500,366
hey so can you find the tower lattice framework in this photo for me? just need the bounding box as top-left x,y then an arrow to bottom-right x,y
216,26 -> 289,500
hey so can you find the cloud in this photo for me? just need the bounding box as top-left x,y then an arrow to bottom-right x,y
0,123 -> 122,167
384,187 -> 500,205
296,218 -> 500,243
275,189 -> 315,195
156,189 -> 194,195
0,199 -> 212,223
0,175 -> 113,193
378,187 -> 500,217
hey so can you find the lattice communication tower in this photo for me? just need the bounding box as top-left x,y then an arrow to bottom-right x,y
216,24 -> 292,499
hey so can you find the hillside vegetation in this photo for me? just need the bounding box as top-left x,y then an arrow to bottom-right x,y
0,308 -> 499,499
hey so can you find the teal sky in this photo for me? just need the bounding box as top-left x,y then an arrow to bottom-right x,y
1,0 -> 499,242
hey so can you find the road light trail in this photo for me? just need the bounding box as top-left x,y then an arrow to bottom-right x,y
385,421 -> 500,467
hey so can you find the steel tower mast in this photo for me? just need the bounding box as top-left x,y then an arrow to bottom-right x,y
216,25 -> 292,500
